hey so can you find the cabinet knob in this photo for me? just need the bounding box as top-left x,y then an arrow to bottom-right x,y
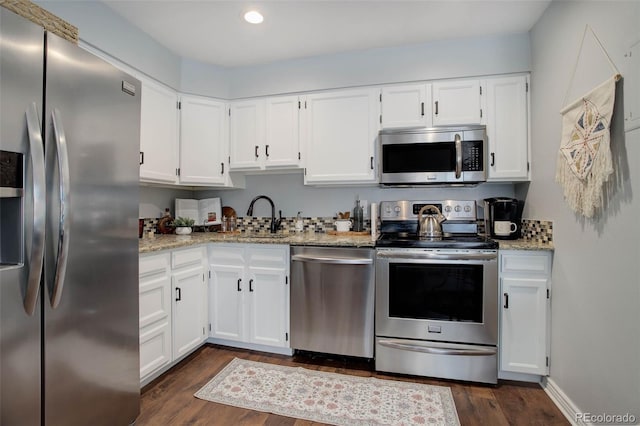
237,278 -> 242,292
503,292 -> 509,309
255,145 -> 259,159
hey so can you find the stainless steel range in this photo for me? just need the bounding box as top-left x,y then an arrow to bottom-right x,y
375,200 -> 499,384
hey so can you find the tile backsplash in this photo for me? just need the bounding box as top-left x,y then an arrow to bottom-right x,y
142,215 -> 552,243
521,219 -> 553,244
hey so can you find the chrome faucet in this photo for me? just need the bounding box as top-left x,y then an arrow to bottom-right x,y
246,195 -> 282,233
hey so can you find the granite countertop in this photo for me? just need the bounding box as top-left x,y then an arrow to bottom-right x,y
139,232 -> 553,254
496,239 -> 554,251
139,232 -> 376,253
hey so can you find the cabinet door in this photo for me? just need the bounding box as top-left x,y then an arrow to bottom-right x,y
139,253 -> 172,381
302,88 -> 379,184
179,95 -> 228,185
485,75 -> 530,181
432,80 -> 482,126
265,95 -> 300,168
381,84 -> 432,128
172,266 -> 206,360
247,266 -> 288,347
209,264 -> 245,341
139,80 -> 179,183
501,276 -> 549,375
229,99 -> 265,170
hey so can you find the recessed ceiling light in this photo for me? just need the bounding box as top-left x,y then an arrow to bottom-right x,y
244,10 -> 264,24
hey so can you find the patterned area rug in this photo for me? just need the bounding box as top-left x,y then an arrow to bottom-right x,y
194,358 -> 460,426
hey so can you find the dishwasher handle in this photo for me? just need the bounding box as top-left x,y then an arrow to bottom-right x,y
291,254 -> 373,265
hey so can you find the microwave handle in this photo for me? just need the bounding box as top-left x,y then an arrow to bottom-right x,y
454,133 -> 462,179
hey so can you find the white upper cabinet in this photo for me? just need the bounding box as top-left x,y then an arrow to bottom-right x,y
301,88 -> 380,185
229,99 -> 266,170
380,84 -> 433,128
179,95 -> 229,186
229,96 -> 301,171
484,75 -> 530,181
139,79 -> 179,184
432,79 -> 482,126
264,95 -> 301,168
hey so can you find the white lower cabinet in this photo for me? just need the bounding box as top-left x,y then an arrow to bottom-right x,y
139,252 -> 172,382
209,244 -> 290,350
171,247 -> 208,360
139,246 -> 208,386
499,250 -> 552,377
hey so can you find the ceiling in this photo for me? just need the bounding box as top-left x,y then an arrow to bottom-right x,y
103,0 -> 552,68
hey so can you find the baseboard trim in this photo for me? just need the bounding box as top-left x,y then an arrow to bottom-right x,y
207,337 -> 294,356
542,377 -> 583,426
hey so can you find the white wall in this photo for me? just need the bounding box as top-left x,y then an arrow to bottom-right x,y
529,0 -> 640,420
199,174 -> 514,218
204,33 -> 530,99
139,186 -> 194,219
35,1 -> 182,89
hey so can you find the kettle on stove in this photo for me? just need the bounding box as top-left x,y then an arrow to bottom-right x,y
417,205 -> 446,239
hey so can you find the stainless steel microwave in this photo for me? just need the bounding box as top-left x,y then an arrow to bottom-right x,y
379,126 -> 487,185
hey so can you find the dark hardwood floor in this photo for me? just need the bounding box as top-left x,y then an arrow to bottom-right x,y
138,344 -> 569,425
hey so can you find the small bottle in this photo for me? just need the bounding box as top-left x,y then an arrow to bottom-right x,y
353,197 -> 364,232
295,212 -> 304,233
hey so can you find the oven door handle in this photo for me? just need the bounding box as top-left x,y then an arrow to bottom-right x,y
291,254 -> 373,265
377,251 -> 496,261
378,339 -> 497,356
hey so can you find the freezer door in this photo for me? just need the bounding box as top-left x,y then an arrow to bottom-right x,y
0,8 -> 44,426
43,33 -> 141,426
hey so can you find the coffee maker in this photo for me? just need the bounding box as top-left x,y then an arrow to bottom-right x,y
484,197 -> 525,240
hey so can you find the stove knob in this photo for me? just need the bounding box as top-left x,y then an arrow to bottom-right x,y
454,205 -> 462,212
464,205 -> 472,212
444,205 -> 452,213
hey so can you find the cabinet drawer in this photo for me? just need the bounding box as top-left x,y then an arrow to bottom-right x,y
172,247 -> 204,269
139,253 -> 170,278
501,252 -> 550,274
246,245 -> 288,269
140,275 -> 171,327
140,319 -> 172,379
209,245 -> 245,266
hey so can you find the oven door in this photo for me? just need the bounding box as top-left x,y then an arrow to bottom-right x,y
375,248 -> 498,346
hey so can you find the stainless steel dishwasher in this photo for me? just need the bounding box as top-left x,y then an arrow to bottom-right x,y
290,246 -> 375,358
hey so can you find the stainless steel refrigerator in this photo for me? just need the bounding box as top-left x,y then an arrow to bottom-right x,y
1,7 -> 140,425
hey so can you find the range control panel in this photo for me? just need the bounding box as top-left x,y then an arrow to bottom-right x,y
380,200 -> 477,222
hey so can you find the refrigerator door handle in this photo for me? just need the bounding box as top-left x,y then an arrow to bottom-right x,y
24,102 -> 45,316
49,108 -> 71,309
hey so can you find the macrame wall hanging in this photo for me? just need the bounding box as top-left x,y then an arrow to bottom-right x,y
556,25 -> 621,218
